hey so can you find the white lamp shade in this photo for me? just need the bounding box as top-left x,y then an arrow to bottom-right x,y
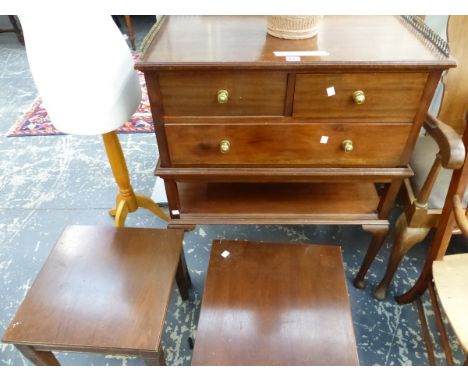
19,15 -> 141,135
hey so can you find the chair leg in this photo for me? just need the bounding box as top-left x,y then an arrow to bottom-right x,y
354,224 -> 389,289
176,249 -> 192,301
15,345 -> 60,366
373,213 -> 430,300
415,298 -> 437,366
428,282 -> 454,365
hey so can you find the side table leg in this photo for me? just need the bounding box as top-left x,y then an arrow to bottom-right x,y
167,224 -> 193,300
15,345 -> 60,366
354,224 -> 389,289
176,249 -> 192,301
142,348 -> 166,366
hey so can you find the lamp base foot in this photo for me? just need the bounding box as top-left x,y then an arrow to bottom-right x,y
109,193 -> 169,227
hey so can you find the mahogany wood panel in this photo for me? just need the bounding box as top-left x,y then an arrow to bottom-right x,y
143,73 -> 171,166
177,182 -> 379,217
165,123 -> 413,167
284,73 -> 296,116
136,16 -> 455,71
399,70 -> 444,165
191,240 -> 359,365
157,71 -> 287,116
293,73 -> 427,122
2,226 -> 185,353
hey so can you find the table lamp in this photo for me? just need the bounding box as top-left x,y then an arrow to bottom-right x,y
19,14 -> 168,226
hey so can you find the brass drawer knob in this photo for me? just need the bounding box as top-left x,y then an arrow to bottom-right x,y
342,140 -> 354,153
217,89 -> 229,104
219,139 -> 230,154
352,90 -> 366,105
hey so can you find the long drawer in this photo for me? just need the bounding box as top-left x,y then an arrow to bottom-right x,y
293,73 -> 427,122
157,72 -> 288,116
165,123 -> 413,167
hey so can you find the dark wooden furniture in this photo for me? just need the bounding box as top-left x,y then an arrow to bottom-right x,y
2,225 -> 191,366
136,16 -> 455,284
0,16 -> 24,44
367,16 -> 468,300
396,114 -> 468,366
191,240 -> 359,365
124,16 -> 136,50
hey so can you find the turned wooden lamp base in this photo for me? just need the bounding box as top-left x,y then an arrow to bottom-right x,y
102,131 -> 169,227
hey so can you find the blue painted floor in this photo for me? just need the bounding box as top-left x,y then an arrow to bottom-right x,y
0,15 -> 465,366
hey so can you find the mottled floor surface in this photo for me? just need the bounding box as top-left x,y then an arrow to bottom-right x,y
0,16 -> 466,366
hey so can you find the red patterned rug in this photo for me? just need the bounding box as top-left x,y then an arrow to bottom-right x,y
7,63 -> 154,137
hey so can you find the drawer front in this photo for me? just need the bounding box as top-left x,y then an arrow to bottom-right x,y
158,72 -> 288,116
293,73 -> 427,122
166,123 -> 413,167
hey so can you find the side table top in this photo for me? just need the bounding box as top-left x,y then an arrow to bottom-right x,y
3,225 -> 184,353
192,240 -> 359,365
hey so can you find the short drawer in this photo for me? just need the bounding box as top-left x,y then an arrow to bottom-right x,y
157,72 -> 288,116
166,123 -> 413,167
293,73 -> 427,122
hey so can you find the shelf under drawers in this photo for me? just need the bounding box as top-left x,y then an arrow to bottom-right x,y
169,182 -> 387,226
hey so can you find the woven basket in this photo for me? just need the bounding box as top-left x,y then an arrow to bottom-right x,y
266,16 -> 322,39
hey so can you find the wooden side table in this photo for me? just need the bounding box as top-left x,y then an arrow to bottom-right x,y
2,225 -> 191,366
191,240 -> 359,365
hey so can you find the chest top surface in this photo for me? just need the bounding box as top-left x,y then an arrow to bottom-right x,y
136,15 -> 455,70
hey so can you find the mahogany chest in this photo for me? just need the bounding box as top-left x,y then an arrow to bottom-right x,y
136,16 -> 454,236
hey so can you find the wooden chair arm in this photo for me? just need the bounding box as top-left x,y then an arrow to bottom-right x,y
423,113 -> 465,169
453,195 -> 468,237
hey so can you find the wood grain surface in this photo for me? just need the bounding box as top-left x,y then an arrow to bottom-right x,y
293,73 -> 427,122
191,240 -> 359,365
165,122 -> 413,167
2,226 -> 184,353
178,182 -> 379,215
158,71 -> 287,116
